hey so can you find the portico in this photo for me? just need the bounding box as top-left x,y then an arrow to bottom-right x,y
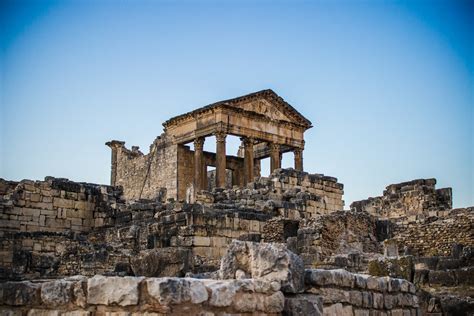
163,89 -> 312,198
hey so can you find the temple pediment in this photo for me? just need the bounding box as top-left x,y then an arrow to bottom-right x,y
164,89 -> 312,129
230,98 -> 293,123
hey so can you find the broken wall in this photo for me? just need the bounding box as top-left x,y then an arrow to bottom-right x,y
350,179 -> 452,219
108,134 -> 178,201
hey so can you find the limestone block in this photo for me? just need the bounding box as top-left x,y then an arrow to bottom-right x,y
53,198 -> 74,209
205,280 -> 237,307
40,280 -> 73,306
87,275 -> 143,306
131,248 -> 192,277
263,291 -> 285,313
233,292 -> 259,312
373,292 -> 384,309
305,269 -> 355,288
145,278 -> 208,305
0,281 -> 41,306
219,240 -> 304,293
428,270 -> 457,286
284,294 -> 323,316
26,310 -> 59,316
193,236 -> 211,247
349,290 -> 363,307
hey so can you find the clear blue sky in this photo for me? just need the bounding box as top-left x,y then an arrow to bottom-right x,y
1,0 -> 472,207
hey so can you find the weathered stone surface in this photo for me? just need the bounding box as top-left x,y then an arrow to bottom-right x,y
0,281 -> 40,306
40,280 -> 73,306
131,248 -> 192,277
368,256 -> 414,281
87,275 -> 143,306
219,240 -> 304,293
145,277 -> 208,305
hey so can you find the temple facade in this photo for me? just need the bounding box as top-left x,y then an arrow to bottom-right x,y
106,89 -> 313,201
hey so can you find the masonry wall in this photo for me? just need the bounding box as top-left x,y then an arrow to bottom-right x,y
389,207 -> 474,257
0,270 -> 420,315
303,268 -> 420,315
295,211 -> 382,269
0,178 -> 121,234
199,169 -> 345,219
350,179 -> 452,219
111,134 -> 178,201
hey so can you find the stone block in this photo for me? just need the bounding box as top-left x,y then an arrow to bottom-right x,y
26,310 -> 59,316
0,281 -> 41,306
53,198 -> 74,209
193,236 -> 211,247
87,275 -> 143,306
145,278 -> 208,305
456,267 -> 474,285
40,280 -> 73,307
428,270 -> 457,286
219,240 -> 304,293
131,248 -> 192,277
283,294 -> 323,316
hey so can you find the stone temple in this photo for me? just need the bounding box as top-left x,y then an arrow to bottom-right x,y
106,89 -> 311,201
0,90 -> 472,315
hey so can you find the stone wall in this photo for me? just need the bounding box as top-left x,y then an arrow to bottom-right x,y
350,179 -> 452,219
108,134 -> 178,201
0,240 -> 421,316
0,276 -> 284,315
303,268 -> 419,315
389,207 -> 474,257
0,177 -> 122,234
295,211 -> 382,269
0,268 -> 421,315
199,169 -> 344,219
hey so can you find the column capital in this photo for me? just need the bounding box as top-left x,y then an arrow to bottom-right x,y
294,147 -> 303,156
241,137 -> 254,147
194,137 -> 205,150
269,142 -> 280,151
215,132 -> 227,143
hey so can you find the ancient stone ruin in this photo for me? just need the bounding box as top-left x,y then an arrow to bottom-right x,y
0,90 -> 472,315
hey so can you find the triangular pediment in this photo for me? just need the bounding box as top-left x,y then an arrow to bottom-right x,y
223,89 -> 312,128
164,89 -> 312,129
232,98 -> 293,122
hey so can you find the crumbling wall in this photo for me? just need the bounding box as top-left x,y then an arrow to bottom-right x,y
0,240 -> 422,316
350,179 -> 452,219
304,268 -> 419,315
389,208 -> 474,257
0,276 -> 285,315
108,134 -> 178,201
295,211 -> 382,269
199,169 -> 344,220
0,177 -> 121,234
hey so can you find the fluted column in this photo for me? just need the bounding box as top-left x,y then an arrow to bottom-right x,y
242,137 -> 254,185
294,148 -> 303,171
269,142 -> 281,173
194,137 -> 205,191
215,132 -> 227,188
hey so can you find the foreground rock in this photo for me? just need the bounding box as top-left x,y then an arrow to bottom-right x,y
219,240 -> 305,293
0,276 -> 284,315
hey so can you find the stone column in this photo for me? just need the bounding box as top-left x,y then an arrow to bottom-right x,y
215,132 -> 227,188
242,137 -> 254,185
202,163 -> 208,191
105,140 -> 125,186
194,137 -> 205,191
294,148 -> 303,171
269,143 -> 281,174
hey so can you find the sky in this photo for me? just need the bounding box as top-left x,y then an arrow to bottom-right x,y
1,0 -> 472,207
